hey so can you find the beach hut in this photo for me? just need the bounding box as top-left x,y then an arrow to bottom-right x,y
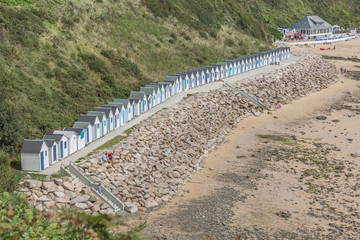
165,75 -> 181,94
44,139 -> 58,165
211,65 -> 220,81
53,130 -> 77,156
102,105 -> 120,129
78,115 -> 100,141
113,99 -> 132,121
107,102 -> 126,126
213,63 -> 226,79
43,133 -> 69,160
203,66 -> 211,83
21,139 -> 50,171
87,111 -> 107,137
94,107 -> 114,132
145,84 -> 162,105
178,72 -> 188,91
140,87 -> 156,109
206,66 -> 215,82
129,91 -> 147,113
153,82 -> 171,99
73,121 -> 93,144
63,128 -> 86,151
164,76 -> 178,95
225,61 -> 234,77
185,70 -> 196,89
189,69 -> 200,87
149,83 -> 167,102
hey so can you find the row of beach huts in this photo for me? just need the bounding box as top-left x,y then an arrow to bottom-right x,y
21,47 -> 290,172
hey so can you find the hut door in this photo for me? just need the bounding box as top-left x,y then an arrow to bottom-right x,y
87,128 -> 90,143
229,68 -> 232,76
60,141 -> 64,158
53,146 -> 57,162
40,152 -> 44,170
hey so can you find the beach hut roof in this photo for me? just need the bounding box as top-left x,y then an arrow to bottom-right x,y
21,139 -> 45,153
94,107 -> 113,118
78,115 -> 98,125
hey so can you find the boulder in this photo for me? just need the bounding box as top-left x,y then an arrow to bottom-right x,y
24,180 -> 42,189
63,182 -> 75,191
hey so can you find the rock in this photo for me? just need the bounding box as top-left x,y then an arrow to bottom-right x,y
145,200 -> 158,208
37,196 -> 51,202
54,178 -> 63,186
24,179 -> 42,189
43,201 -> 56,209
63,182 -> 75,191
91,204 -> 101,212
75,202 -> 89,210
89,196 -> 97,203
54,192 -> 65,198
276,211 -> 292,218
316,115 -> 327,120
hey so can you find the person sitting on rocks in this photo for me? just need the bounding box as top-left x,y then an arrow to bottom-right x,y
107,152 -> 113,160
102,153 -> 107,161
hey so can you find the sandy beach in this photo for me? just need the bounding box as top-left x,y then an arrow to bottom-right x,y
123,38 -> 360,239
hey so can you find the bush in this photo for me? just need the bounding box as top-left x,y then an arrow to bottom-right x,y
0,151 -> 25,193
79,53 -> 109,74
0,192 -> 146,239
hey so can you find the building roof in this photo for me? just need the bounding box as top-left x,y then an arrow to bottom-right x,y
78,115 -> 98,125
165,75 -> 178,82
73,121 -> 91,129
140,87 -> 155,97
87,111 -> 106,120
129,91 -> 146,99
53,130 -> 75,139
289,16 -> 332,30
94,107 -> 113,118
44,139 -> 56,148
102,105 -> 120,113
21,139 -> 45,153
43,134 -> 65,142
145,84 -> 160,91
64,128 -> 84,135
113,99 -> 129,106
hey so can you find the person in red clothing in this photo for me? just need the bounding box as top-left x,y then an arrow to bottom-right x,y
107,152 -> 113,160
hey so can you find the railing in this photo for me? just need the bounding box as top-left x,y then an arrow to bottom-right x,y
60,162 -> 124,214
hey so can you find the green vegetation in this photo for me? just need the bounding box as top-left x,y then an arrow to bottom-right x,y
0,192 -> 145,239
0,0 -> 358,161
256,134 -> 296,145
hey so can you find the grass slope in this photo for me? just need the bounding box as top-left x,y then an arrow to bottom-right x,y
0,0 -> 359,157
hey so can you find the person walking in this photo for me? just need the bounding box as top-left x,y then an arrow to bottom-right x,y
97,183 -> 102,194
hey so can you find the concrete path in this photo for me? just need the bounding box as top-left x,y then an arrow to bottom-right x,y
40,55 -> 300,175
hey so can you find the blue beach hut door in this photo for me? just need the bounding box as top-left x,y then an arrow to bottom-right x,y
40,152 -> 44,170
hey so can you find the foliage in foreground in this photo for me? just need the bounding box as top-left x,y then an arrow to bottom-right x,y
0,192 -> 146,240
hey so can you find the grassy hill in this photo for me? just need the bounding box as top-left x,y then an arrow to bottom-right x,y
0,0 -> 359,157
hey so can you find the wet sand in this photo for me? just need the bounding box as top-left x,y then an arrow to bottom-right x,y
127,38 -> 360,239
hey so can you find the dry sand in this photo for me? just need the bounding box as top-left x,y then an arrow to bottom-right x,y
127,38 -> 360,239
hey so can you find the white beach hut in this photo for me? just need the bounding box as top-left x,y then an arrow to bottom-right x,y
113,99 -> 132,122
43,133 -> 69,160
21,139 -> 50,172
44,139 -> 58,165
78,115 -> 100,141
87,111 -> 107,137
94,107 -> 114,133
53,130 -> 77,156
102,105 -> 120,129
73,121 -> 93,144
145,84 -> 162,105
140,87 -> 156,109
63,128 -> 86,151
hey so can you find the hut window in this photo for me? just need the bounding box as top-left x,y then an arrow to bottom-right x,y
45,151 -> 47,157
64,142 -> 67,149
